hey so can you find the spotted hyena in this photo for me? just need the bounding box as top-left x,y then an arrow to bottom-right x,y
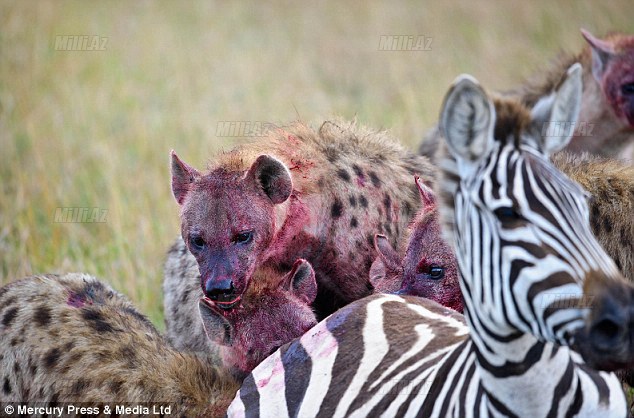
0,272 -> 317,415
419,29 -> 634,161
170,119 -> 434,317
163,241 -> 318,377
369,176 -> 462,312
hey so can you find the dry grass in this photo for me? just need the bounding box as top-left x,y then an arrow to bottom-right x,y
0,1 -> 631,327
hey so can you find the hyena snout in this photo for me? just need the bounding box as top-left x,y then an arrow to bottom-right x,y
203,276 -> 239,307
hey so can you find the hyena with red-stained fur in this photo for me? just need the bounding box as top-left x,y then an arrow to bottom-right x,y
0,271 -> 317,415
163,241 -> 318,377
369,176 -> 462,312
419,29 -> 634,161
170,119 -> 434,317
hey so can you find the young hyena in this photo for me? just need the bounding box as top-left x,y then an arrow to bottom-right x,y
163,241 -> 318,377
0,272 -> 317,415
171,119 -> 434,316
369,176 -> 462,312
419,29 -> 634,161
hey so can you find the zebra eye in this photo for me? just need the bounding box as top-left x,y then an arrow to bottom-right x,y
494,207 -> 524,225
622,82 -> 634,96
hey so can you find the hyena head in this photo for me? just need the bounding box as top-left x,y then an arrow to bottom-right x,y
370,177 -> 462,312
171,151 -> 292,308
582,29 -> 634,128
198,259 -> 317,377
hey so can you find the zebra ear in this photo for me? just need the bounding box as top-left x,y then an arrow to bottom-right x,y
531,63 -> 583,156
440,75 -> 495,164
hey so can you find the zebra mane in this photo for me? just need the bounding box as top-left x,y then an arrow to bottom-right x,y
524,150 -> 588,199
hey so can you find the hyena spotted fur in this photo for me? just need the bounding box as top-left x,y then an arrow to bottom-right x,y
419,29 -> 634,161
0,272 -> 317,415
163,240 -> 318,377
551,152 -> 634,282
0,273 -> 237,416
170,119 -> 434,317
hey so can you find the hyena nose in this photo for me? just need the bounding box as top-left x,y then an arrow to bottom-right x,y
204,278 -> 236,301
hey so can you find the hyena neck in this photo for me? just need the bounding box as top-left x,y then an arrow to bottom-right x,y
264,192 -> 320,266
510,48 -> 588,109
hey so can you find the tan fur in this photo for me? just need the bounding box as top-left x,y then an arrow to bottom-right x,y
163,238 -> 220,355
214,119 -> 435,214
0,273 -> 238,416
552,153 -> 634,281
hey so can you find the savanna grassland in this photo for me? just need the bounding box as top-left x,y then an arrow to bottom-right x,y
1,1 -> 631,328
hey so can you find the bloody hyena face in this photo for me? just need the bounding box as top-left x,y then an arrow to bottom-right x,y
582,29 -> 634,128
198,259 -> 318,377
370,177 -> 462,312
171,151 -> 293,309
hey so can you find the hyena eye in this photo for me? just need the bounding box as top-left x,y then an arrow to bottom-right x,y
416,261 -> 445,280
429,266 -> 445,280
621,82 -> 634,96
190,235 -> 206,250
233,231 -> 254,245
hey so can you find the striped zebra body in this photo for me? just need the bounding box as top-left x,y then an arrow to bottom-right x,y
228,64 -> 632,417
228,294 -> 623,417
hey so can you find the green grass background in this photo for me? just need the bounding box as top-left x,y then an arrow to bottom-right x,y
1,1 -> 632,328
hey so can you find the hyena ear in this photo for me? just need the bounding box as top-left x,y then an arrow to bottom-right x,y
440,75 -> 495,164
171,150 -> 201,205
369,257 -> 387,290
283,259 -> 317,304
370,235 -> 401,293
581,29 -> 614,83
415,176 -> 435,210
531,63 -> 583,156
199,300 -> 234,346
373,234 -> 400,273
246,155 -> 293,204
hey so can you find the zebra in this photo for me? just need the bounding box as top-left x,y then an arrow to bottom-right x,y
227,63 -> 634,417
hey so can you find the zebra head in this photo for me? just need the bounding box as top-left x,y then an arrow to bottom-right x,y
438,63 -> 634,372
